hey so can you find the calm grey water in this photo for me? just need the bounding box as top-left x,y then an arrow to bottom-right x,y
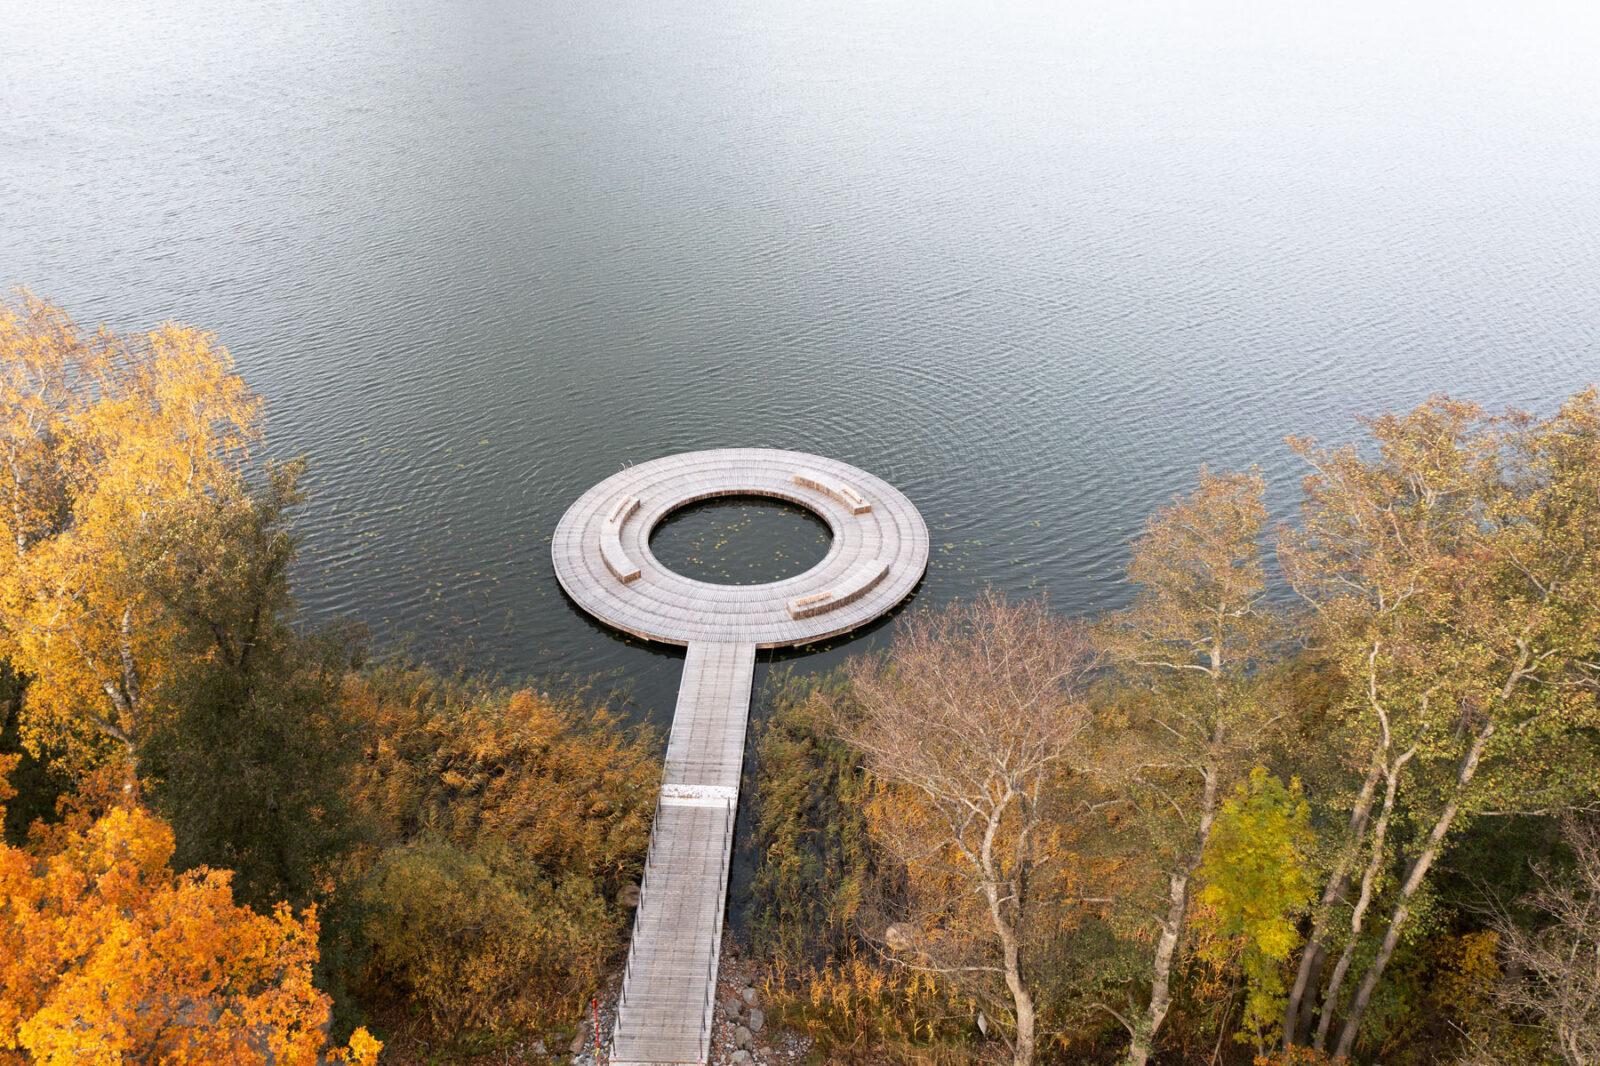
5,0 -> 1599,725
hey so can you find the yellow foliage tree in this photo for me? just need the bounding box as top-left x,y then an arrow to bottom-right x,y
1096,468 -> 1283,1066
0,755 -> 378,1066
1195,768 -> 1316,1048
0,293 -> 259,792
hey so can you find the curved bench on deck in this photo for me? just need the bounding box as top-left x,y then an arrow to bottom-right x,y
602,495 -> 642,583
788,557 -> 890,620
793,469 -> 871,514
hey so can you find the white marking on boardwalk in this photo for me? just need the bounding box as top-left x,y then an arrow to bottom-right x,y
660,783 -> 739,808
552,449 -> 927,1065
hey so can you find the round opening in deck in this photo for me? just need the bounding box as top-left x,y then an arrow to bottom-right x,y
648,494 -> 833,586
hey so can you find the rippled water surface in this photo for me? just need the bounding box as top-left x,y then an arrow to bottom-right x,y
4,0 -> 1599,722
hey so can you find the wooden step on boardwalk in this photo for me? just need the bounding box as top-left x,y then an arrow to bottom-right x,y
611,642 -> 755,1066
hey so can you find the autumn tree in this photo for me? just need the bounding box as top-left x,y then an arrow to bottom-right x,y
0,293 -> 258,792
838,593 -> 1101,1066
1279,392 -> 1600,1059
0,756 -> 378,1066
1096,468 -> 1284,1065
1194,768 -> 1316,1049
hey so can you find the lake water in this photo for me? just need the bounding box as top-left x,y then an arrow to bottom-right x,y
5,0 -> 1599,727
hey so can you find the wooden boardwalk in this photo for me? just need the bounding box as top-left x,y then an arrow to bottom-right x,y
611,642 -> 754,1064
552,450 -> 928,1065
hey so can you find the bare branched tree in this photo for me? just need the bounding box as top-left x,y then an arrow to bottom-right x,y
1478,817 -> 1600,1066
839,592 -> 1101,1066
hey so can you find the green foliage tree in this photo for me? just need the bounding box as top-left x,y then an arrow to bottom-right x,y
139,461 -> 367,911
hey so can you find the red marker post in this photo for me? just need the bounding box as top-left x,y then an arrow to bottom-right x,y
592,997 -> 602,1061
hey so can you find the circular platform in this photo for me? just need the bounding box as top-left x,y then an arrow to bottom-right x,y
552,448 -> 928,647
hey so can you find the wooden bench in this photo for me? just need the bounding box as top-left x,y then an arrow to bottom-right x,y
793,470 -> 871,514
601,496 -> 642,583
788,558 -> 890,619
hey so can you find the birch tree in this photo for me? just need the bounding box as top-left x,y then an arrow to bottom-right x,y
0,294 -> 258,793
1279,392 -> 1600,1059
1097,468 -> 1282,1066
840,593 -> 1100,1066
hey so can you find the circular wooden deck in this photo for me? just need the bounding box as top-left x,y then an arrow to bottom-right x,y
552,448 -> 929,648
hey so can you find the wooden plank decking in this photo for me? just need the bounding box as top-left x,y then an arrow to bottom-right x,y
550,449 -> 929,649
611,642 -> 755,1065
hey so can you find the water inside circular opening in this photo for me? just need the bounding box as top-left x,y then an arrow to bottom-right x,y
649,495 -> 832,585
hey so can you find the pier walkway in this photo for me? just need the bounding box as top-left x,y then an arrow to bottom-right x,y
552,449 -> 927,1065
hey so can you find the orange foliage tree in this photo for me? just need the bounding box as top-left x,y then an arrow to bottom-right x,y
0,293 -> 259,792
0,755 -> 378,1065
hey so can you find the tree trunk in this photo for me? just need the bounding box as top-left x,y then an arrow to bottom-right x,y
979,791 -> 1037,1066
1313,749 -> 1411,1049
97,680 -> 141,799
1128,765 -> 1220,1066
120,748 -> 141,798
1331,724 -> 1493,1058
7,456 -> 30,557
1003,934 -> 1037,1066
1284,752 -> 1384,1045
